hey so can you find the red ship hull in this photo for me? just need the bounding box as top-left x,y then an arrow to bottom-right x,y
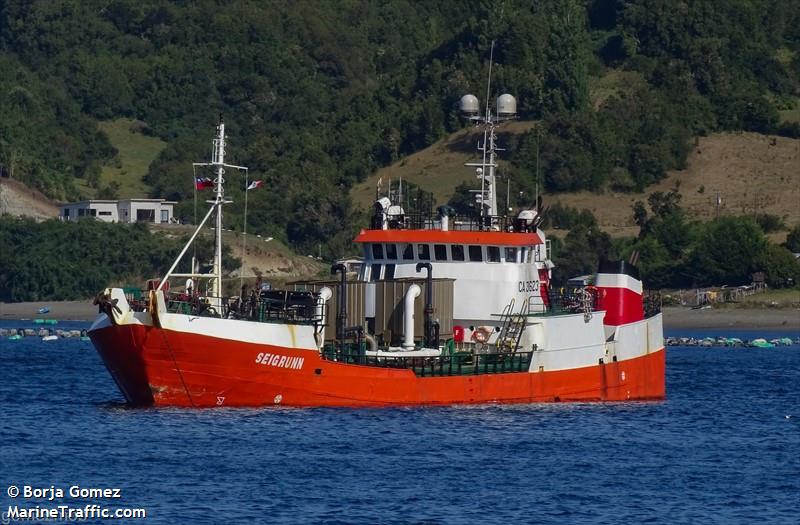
90,323 -> 665,408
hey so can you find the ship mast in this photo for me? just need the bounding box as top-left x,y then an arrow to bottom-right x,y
459,42 -> 516,226
211,119 -> 226,302
157,116 -> 247,310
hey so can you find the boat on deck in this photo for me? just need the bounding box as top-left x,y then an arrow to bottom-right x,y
89,99 -> 665,408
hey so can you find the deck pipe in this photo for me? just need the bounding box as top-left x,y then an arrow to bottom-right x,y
314,287 -> 333,349
330,264 -> 347,349
415,262 -> 438,348
402,284 -> 421,350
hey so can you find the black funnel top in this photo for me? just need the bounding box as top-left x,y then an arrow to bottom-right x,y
597,260 -> 641,280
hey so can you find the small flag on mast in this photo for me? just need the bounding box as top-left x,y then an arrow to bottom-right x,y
195,177 -> 214,190
247,180 -> 263,191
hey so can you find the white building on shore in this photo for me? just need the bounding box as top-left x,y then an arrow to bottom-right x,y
59,199 -> 176,224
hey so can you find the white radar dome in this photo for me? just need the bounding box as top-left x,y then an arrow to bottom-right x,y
496,94 -> 517,117
460,94 -> 479,116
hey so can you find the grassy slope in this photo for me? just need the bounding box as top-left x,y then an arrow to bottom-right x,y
351,120 -> 536,209
148,224 -> 327,285
75,118 -> 166,198
553,132 -> 800,237
355,68 -> 800,238
357,125 -> 800,239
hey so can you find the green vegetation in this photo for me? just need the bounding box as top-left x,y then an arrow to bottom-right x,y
97,119 -> 166,198
1,1 -> 797,259
547,194 -> 800,289
0,216 -> 238,302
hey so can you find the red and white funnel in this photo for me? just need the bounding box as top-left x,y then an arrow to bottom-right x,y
595,260 -> 643,326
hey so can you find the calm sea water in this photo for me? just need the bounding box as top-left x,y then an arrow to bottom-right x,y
1,320 -> 799,524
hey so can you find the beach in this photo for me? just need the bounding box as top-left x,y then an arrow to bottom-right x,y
661,306 -> 799,331
1,300 -> 797,330
0,300 -> 98,322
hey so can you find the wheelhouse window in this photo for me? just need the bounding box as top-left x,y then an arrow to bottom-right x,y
402,244 -> 414,260
370,264 -> 381,282
386,244 -> 398,260
487,246 -> 500,263
434,244 -> 447,261
372,243 -> 384,260
505,247 -> 517,263
385,264 -> 396,280
468,245 -> 483,262
418,244 -> 430,260
521,247 -> 533,263
451,245 -> 465,261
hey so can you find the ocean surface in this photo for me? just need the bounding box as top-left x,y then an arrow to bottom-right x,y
1,319 -> 799,525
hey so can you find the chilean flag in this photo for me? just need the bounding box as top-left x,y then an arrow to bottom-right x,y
195,177 -> 214,190
247,180 -> 263,191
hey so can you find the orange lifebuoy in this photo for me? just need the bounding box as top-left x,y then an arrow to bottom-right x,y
472,327 -> 491,343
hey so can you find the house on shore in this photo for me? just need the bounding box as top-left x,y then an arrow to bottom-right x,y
59,199 -> 176,224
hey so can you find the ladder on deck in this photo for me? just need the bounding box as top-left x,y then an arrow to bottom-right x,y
497,297 -> 531,353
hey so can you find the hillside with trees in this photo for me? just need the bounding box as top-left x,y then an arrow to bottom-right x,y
0,0 -> 799,297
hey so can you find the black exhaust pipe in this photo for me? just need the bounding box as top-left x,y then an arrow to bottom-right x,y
330,264 -> 347,349
415,262 -> 438,347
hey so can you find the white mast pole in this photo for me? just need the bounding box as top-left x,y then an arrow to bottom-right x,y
481,42 -> 495,220
240,169 -> 249,292
158,118 -> 247,305
213,119 -> 226,304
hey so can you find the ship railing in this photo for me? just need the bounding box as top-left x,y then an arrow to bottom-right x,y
321,347 -> 533,377
538,287 -> 662,319
124,288 -> 324,325
538,288 -> 600,316
378,212 -> 529,233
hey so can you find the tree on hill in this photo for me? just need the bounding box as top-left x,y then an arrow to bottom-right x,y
0,0 -> 797,259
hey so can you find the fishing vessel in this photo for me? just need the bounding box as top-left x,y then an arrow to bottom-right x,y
89,101 -> 665,407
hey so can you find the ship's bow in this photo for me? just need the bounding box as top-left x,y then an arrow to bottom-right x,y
88,290 -> 156,406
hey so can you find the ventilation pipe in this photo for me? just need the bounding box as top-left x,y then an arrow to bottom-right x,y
364,333 -> 378,353
402,284 -> 421,350
314,287 -> 333,349
330,264 -> 347,348
437,205 -> 454,232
